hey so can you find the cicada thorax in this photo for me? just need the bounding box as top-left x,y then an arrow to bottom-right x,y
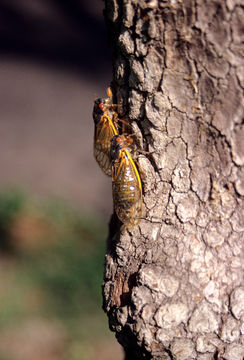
93,88 -> 119,176
111,135 -> 142,229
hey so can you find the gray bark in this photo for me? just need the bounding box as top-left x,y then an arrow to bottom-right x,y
102,1 -> 244,359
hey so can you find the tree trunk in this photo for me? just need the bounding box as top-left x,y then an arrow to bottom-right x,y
102,1 -> 244,359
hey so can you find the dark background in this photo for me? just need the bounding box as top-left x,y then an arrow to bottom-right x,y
0,0 -> 113,217
0,1 -> 123,360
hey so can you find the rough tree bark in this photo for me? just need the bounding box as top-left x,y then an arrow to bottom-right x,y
102,1 -> 244,359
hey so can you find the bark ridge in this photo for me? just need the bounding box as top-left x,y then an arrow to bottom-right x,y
103,1 -> 244,359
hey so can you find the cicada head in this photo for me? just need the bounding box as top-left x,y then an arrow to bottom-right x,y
110,135 -> 123,163
93,98 -> 106,125
110,135 -> 134,162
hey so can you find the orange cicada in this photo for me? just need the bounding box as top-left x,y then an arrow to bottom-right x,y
110,135 -> 142,229
93,88 -> 118,176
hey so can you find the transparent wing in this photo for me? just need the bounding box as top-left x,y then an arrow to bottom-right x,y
112,151 -> 142,227
94,115 -> 118,176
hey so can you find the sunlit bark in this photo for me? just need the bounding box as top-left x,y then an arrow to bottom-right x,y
103,1 -> 244,359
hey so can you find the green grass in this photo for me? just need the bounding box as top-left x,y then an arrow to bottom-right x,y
0,189 -> 118,360
0,190 -> 26,226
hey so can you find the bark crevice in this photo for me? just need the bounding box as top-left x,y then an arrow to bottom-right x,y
103,1 -> 244,359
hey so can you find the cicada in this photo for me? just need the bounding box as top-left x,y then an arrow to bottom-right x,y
110,135 -> 142,229
93,88 -> 118,176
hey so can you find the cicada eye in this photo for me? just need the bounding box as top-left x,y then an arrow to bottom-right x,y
93,98 -> 105,124
116,135 -> 126,145
99,103 -> 105,111
110,135 -> 122,161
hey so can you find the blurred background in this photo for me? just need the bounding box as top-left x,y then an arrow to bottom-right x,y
0,1 -> 123,359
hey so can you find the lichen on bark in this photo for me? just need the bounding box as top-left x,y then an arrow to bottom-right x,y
102,1 -> 244,359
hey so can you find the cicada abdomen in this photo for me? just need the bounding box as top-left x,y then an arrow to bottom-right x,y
110,135 -> 142,229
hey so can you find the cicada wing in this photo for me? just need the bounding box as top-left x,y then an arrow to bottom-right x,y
94,115 -> 118,176
112,152 -> 142,227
